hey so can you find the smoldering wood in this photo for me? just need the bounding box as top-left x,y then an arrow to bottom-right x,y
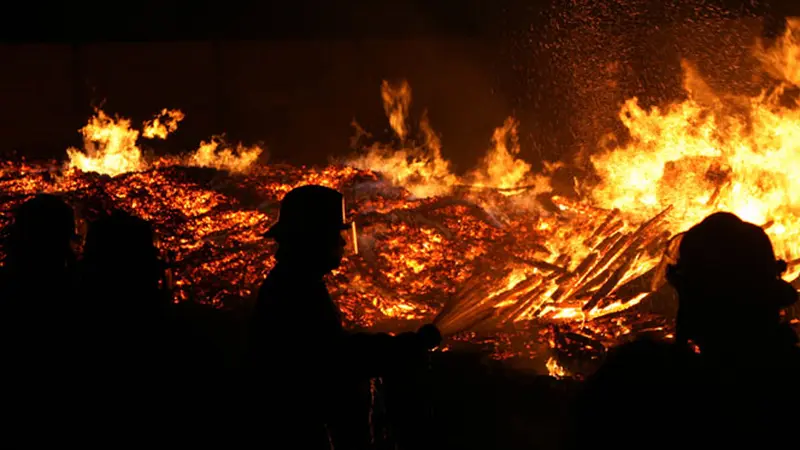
416,197 -> 506,229
511,256 -> 568,274
498,282 -> 553,325
349,179 -> 682,346
645,231 -> 672,257
435,264 -> 516,331
582,249 -> 639,312
607,267 -> 658,302
584,209 -> 620,247
593,230 -> 623,255
555,254 -> 570,268
454,183 -> 547,193
581,222 -> 666,311
551,251 -> 599,303
569,235 -> 628,296
349,254 -> 406,303
592,232 -> 630,276
549,195 -> 609,217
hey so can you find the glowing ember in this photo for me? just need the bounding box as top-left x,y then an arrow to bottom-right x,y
3,19 -> 800,377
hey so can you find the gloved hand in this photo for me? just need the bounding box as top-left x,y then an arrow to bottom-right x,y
416,323 -> 442,350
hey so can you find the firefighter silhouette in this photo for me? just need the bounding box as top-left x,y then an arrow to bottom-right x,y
247,185 -> 441,449
0,194 -> 77,376
567,212 -> 800,450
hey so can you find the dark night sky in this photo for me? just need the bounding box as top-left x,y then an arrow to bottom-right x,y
1,0 -> 790,42
1,1 -> 495,41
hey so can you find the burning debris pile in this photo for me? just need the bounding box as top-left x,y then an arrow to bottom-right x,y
3,20 -> 800,377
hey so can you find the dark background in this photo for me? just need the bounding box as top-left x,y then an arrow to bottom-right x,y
0,0 -> 797,170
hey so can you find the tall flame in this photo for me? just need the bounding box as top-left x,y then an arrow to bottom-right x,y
350,81 -> 458,198
590,22 -> 800,265
469,117 -> 535,195
382,80 -> 412,140
351,81 -> 545,199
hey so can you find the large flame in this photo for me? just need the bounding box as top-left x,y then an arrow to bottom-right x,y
590,20 -> 800,272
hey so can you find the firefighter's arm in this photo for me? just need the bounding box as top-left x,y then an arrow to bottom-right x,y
342,324 -> 442,377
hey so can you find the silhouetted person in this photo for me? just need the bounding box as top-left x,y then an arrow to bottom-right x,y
79,210 -> 221,377
0,194 -> 77,375
567,212 -> 800,449
79,210 -> 164,358
246,185 -> 441,449
76,209 -> 227,445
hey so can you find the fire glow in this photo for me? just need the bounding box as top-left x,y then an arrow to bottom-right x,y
2,20 -> 800,377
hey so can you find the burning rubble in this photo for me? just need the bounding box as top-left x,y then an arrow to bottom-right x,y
2,19 -> 800,378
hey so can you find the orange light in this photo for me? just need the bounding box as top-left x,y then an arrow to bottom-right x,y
351,222 -> 359,255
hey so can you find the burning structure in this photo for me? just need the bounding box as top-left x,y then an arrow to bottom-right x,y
2,19 -> 800,378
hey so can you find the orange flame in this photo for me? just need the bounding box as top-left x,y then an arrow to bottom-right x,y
590,34 -> 800,271
142,108 -> 185,139
382,80 -> 412,140
351,81 -> 548,199
361,19 -> 800,339
66,108 -> 261,176
468,118 -> 532,194
350,81 -> 457,198
189,138 -> 264,173
66,109 -> 145,176
546,357 -> 569,379
755,18 -> 800,86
